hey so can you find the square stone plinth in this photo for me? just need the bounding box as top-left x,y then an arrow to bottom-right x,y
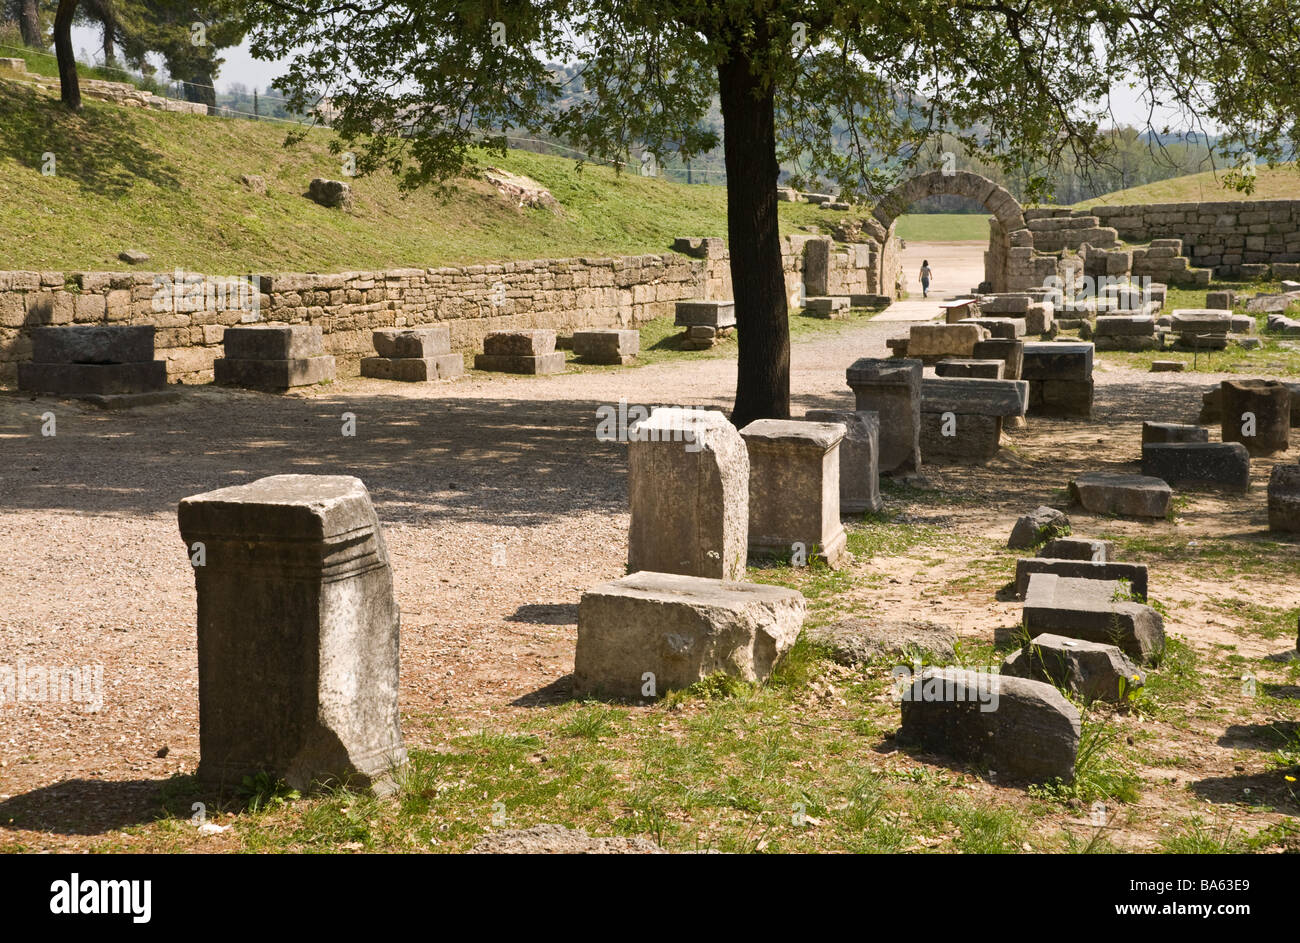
740,419 -> 849,567
361,354 -> 463,381
372,326 -> 451,359
18,360 -> 167,396
31,325 -> 157,364
806,408 -> 883,514
846,357 -> 922,475
675,300 -> 736,329
1267,464 -> 1300,532
214,355 -> 336,391
572,329 -> 640,364
178,474 -> 407,795
482,330 -> 556,357
573,571 -> 806,699
223,324 -> 326,360
473,352 -> 566,374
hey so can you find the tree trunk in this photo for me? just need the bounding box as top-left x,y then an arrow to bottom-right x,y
717,48 -> 789,426
54,0 -> 80,110
183,69 -> 216,110
18,0 -> 41,47
101,15 -> 115,65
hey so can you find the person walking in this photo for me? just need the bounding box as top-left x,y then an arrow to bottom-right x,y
919,260 -> 933,298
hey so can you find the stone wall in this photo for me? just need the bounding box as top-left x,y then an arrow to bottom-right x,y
1086,200 -> 1300,276
0,238 -> 890,386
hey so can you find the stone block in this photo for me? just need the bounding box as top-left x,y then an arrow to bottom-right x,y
308,177 -> 352,209
1028,378 -> 1094,419
572,571 -> 805,698
1014,558 -> 1149,600
213,356 -> 336,391
1022,573 -> 1166,664
1141,442 -> 1250,492
1170,308 -> 1233,334
1150,360 -> 1185,372
571,329 -> 640,364
907,323 -> 987,359
223,324 -> 326,360
482,329 -> 556,356
921,377 -> 1028,417
846,358 -> 922,474
1206,290 -> 1236,310
740,419 -> 849,567
1040,537 -> 1112,562
675,300 -> 736,329
920,412 -> 1002,464
898,668 -> 1081,783
1068,472 -> 1171,519
178,474 -> 406,795
1267,464 -> 1300,532
804,296 -> 850,318
1094,315 -> 1156,337
372,326 -> 451,358
1141,421 -> 1207,444
934,358 -> 1005,379
1008,506 -> 1071,550
806,619 -> 956,665
1220,379 -> 1291,456
17,360 -> 168,395
360,354 -> 463,381
473,352 -> 566,374
1021,342 -> 1093,380
628,409 -> 749,581
959,317 -> 1025,339
806,408 -> 883,514
972,338 -> 1024,380
1002,634 -> 1144,704
30,325 -> 156,364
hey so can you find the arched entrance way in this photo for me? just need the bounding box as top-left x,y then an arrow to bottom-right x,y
871,171 -> 1027,293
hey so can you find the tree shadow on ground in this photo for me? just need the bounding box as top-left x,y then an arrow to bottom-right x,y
0,82 -> 181,198
509,674 -> 575,707
506,603 -> 578,625
0,777 -> 170,836
1188,768 -> 1299,813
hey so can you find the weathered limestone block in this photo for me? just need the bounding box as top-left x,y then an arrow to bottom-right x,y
360,354 -> 463,381
17,361 -> 168,396
372,326 -> 451,358
1002,634 -> 1145,704
572,571 -> 806,698
972,338 -> 1024,380
934,358 -> 1005,379
907,323 -> 988,360
1069,472 -> 1172,519
740,419 -> 849,567
1022,573 -> 1165,664
806,408 -> 883,514
898,668 -> 1081,783
216,324 -> 336,391
483,329 -> 556,356
627,408 -> 749,581
804,296 -> 851,318
846,358 -> 922,474
1220,379 -> 1291,456
214,356 -> 336,391
922,377 -> 1028,417
572,329 -> 640,364
806,619 -> 956,665
1141,421 -> 1208,445
30,325 -> 156,364
919,377 -> 1027,465
1267,464 -> 1300,532
675,300 -> 736,328
1094,315 -> 1156,337
1141,442 -> 1250,492
1170,308 -> 1232,335
1014,558 -> 1149,600
959,317 -> 1025,339
1040,536 -> 1112,561
1008,506 -> 1071,550
178,474 -> 406,795
1022,342 -> 1094,418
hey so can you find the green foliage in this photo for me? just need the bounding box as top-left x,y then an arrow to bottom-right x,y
236,772 -> 301,812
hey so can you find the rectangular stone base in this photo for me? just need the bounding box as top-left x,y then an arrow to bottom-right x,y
361,354 -> 464,381
214,355 -> 336,391
1094,335 -> 1160,352
572,329 -> 640,364
80,390 -> 182,409
18,360 -> 167,395
473,352 -> 566,374
920,412 -> 1003,464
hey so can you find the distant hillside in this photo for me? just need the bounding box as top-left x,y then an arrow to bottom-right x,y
1077,163 -> 1300,207
0,77 -> 858,275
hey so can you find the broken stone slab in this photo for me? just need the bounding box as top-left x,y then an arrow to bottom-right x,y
482,329 -> 556,357
1068,472 -> 1172,519
1150,360 -> 1186,372
571,329 -> 640,364
1169,309 -> 1233,334
627,408 -> 749,582
849,293 -> 892,308
1094,315 -> 1156,337
934,358 -> 1005,380
1245,290 -> 1300,314
473,352 -> 566,374
805,408 -> 883,514
223,324 -> 326,361
1002,633 -> 1145,704
1220,379 -> 1291,456
675,299 -> 736,329
470,824 -> 664,855
360,355 -> 464,381
1267,464 -> 1300,533
972,338 -> 1024,380
1022,573 -> 1165,664
372,326 -> 451,359
907,323 -> 988,359
1008,506 -> 1071,550
846,358 -> 922,475
1040,536 -> 1112,562
806,619 -> 957,665
213,356 -> 336,391
921,377 -> 1028,417
1205,290 -> 1236,310
31,325 -> 157,364
1014,558 -> 1149,600
572,571 -> 806,698
17,361 -> 168,396
804,296 -> 851,317
898,668 -> 1081,783
178,474 -> 406,795
1201,381 -> 1300,427
1141,442 -> 1250,492
959,316 -> 1026,339
740,419 -> 849,567
1141,421 -> 1208,445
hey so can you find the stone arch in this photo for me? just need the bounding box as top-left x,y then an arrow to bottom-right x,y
871,171 -> 1027,293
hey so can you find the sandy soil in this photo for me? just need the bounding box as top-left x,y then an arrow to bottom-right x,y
1,250 -> 1296,849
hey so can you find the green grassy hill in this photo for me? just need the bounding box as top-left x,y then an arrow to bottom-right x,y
1076,163 -> 1300,207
